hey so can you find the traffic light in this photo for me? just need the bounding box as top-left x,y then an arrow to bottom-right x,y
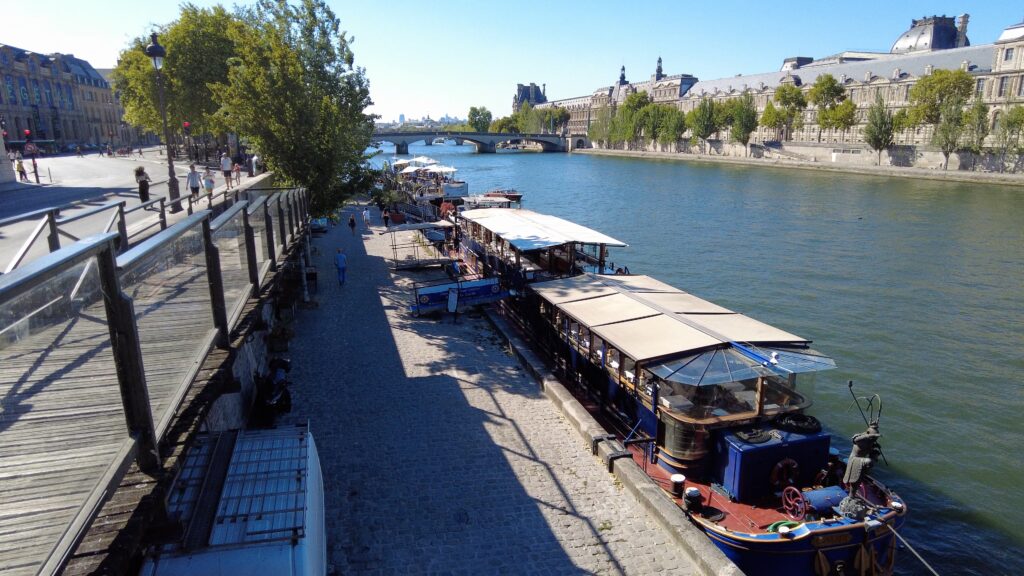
183,121 -> 191,136
24,129 -> 31,141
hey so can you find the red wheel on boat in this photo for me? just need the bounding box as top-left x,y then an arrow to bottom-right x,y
782,486 -> 806,520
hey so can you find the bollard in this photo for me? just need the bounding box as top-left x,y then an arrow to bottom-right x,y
671,474 -> 686,497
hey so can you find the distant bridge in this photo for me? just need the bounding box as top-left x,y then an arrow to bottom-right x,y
371,131 -> 581,154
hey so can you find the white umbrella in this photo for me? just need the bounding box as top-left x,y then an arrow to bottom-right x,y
392,158 -> 411,166
411,156 -> 438,165
400,165 -> 421,174
428,165 -> 457,173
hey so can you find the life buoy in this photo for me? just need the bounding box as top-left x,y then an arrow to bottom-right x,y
773,413 -> 822,434
771,457 -> 800,488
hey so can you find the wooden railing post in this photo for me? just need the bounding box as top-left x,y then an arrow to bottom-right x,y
242,207 -> 260,297
97,241 -> 160,473
46,210 -> 61,252
158,198 -> 168,230
116,203 -> 129,252
202,218 -> 230,349
264,199 -> 277,271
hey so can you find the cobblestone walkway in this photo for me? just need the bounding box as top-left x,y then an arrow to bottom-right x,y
282,204 -> 693,575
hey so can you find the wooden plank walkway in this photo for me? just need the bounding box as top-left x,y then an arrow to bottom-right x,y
0,249 -> 217,574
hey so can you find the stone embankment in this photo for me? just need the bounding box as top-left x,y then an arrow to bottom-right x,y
281,205 -> 737,575
577,147 -> 1024,188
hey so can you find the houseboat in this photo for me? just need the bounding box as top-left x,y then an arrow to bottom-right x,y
449,208 -> 906,575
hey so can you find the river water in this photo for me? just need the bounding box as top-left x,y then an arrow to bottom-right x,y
373,143 -> 1024,575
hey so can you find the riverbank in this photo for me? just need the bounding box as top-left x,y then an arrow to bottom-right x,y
575,147 -> 1024,188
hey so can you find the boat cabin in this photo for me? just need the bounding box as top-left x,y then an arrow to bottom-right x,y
527,274 -> 836,474
457,208 -> 627,283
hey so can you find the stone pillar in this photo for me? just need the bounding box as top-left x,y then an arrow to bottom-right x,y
395,142 -> 409,155
474,141 -> 496,154
0,140 -> 16,188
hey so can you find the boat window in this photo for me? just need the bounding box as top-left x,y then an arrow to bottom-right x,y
606,347 -> 621,375
762,373 -> 813,414
579,326 -> 591,350
592,336 -> 605,363
622,357 -> 637,385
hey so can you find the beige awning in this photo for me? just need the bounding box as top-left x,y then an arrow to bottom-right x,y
560,293 -> 661,327
678,313 -> 807,344
639,292 -> 733,314
530,275 -> 618,304
593,315 -> 721,362
460,208 -> 627,251
598,274 -> 682,293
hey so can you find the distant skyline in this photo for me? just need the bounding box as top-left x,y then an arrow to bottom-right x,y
2,1 -> 1018,122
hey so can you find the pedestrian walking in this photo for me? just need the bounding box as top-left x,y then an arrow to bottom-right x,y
186,164 -> 201,198
16,159 -> 28,181
134,166 -> 152,202
232,162 -> 242,186
382,208 -> 390,228
362,207 -> 371,227
334,248 -> 348,286
347,214 -> 356,236
220,153 -> 233,190
202,168 -> 215,196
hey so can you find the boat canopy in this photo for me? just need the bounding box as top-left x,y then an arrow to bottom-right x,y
378,221 -> 454,234
533,274 -> 835,372
460,208 -> 627,252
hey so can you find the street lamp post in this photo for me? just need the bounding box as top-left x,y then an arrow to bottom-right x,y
144,33 -> 181,212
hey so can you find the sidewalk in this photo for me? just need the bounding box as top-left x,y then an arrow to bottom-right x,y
282,204 -> 695,575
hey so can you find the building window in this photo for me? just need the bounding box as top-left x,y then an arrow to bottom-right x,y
1005,47 -> 1015,61
18,77 -> 29,105
1019,75 -> 1024,97
4,75 -> 15,103
975,78 -> 985,96
998,76 -> 1008,98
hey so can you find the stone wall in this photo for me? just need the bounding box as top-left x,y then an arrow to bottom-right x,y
0,140 -> 15,188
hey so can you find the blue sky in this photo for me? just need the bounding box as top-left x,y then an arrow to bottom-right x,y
4,1 -> 1017,122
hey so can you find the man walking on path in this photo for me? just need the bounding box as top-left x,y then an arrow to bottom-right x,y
348,214 -> 357,236
220,153 -> 234,190
186,164 -> 201,198
334,248 -> 348,286
362,207 -> 371,227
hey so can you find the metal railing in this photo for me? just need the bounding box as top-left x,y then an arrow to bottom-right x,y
0,187 -> 309,575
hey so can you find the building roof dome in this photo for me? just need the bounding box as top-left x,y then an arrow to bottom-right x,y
891,15 -> 967,54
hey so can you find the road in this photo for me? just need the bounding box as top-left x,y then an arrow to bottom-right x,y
0,150 -> 236,273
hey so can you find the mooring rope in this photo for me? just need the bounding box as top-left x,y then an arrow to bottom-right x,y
888,524 -> 940,576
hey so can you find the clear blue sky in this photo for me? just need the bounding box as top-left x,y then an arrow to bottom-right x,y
4,1 -> 1017,122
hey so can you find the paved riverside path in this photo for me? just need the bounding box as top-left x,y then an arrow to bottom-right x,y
282,204 -> 694,575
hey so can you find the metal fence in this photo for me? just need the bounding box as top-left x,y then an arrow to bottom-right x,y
0,188 -> 308,575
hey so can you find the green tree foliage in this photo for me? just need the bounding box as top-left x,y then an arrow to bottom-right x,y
773,84 -> 807,140
112,4 -> 238,137
467,106 -> 492,133
490,115 -> 520,133
993,105 -> 1024,172
808,74 -> 845,140
609,92 -> 652,147
862,94 -> 896,165
729,93 -> 759,155
932,98 -> 965,170
830,99 -> 858,132
686,98 -> 717,153
213,0 -> 375,214
962,97 -> 990,170
587,106 -> 612,145
905,69 -> 973,127
760,101 -> 783,141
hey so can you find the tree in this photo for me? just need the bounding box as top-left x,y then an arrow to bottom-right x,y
962,97 -> 990,170
905,69 -> 973,127
729,93 -> 759,155
609,91 -> 651,148
587,106 -> 613,145
863,94 -> 895,165
213,0 -> 375,215
490,115 -> 519,133
467,106 -> 492,133
993,105 -> 1024,172
760,101 -> 783,141
831,98 -> 858,133
774,83 -> 807,140
542,107 -> 571,133
658,106 -> 687,147
686,98 -> 717,154
808,74 -> 845,141
112,4 -> 238,138
932,98 -> 965,170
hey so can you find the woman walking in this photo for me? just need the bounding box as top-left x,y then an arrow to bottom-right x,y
203,168 -> 215,196
347,214 -> 357,236
134,166 -> 151,202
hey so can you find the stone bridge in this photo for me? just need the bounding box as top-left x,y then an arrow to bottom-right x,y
371,131 -> 570,154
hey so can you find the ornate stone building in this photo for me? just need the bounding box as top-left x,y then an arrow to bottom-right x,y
0,43 -> 126,150
532,15 -> 1024,162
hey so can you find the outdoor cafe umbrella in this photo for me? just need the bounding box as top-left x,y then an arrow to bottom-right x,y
400,165 -> 422,174
410,156 -> 438,165
392,158 -> 411,166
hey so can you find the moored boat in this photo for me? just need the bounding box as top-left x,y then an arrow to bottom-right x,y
450,207 -> 907,575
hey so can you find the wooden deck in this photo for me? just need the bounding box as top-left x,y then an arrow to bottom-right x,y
0,249 -> 218,575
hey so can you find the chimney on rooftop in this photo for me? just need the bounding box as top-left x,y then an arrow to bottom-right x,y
956,14 -> 969,47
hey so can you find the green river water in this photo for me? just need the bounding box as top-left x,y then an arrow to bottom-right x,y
374,144 -> 1024,574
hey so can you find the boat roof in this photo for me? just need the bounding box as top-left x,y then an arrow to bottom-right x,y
459,208 -> 627,251
534,274 -> 818,364
379,220 -> 454,233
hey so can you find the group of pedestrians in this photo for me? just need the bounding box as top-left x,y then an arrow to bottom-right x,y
133,156 -> 239,203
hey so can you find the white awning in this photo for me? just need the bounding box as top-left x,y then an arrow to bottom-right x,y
594,315 -> 721,362
460,208 -> 627,251
379,221 -> 454,233
530,275 -> 619,304
560,293 -> 660,327
677,313 -> 807,344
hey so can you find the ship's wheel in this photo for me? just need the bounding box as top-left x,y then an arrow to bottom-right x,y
782,486 -> 806,521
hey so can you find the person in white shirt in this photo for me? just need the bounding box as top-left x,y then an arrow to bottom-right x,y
186,164 -> 201,197
220,153 -> 233,189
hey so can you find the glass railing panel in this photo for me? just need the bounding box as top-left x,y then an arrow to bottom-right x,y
247,203 -> 270,279
0,255 -> 127,574
212,210 -> 252,326
118,224 -> 216,433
